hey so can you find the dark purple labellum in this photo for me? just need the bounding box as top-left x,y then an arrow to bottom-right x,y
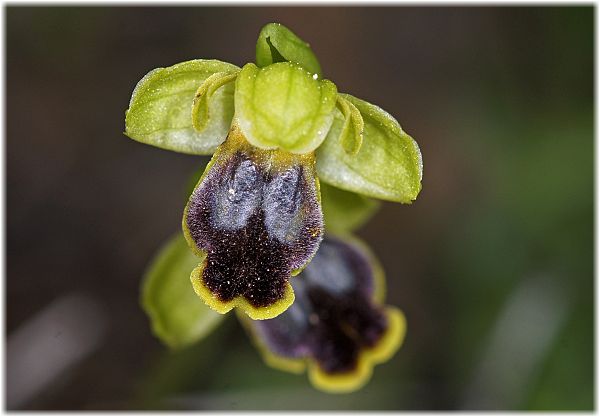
244,235 -> 405,392
183,127 -> 323,319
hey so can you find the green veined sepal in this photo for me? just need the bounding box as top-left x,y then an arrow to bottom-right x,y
316,93 -> 423,203
141,234 -> 225,349
125,59 -> 239,155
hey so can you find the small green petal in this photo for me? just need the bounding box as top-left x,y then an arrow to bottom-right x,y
191,70 -> 239,133
316,93 -> 423,203
234,62 -> 337,154
336,94 -> 365,155
125,59 -> 239,155
320,182 -> 380,234
255,23 -> 322,77
141,234 -> 224,349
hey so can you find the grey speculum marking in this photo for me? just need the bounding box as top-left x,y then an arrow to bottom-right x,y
211,158 -> 262,231
185,150 -> 323,308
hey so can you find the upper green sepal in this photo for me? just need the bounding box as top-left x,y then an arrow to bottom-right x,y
255,23 -> 322,78
141,234 -> 224,349
234,62 -> 338,154
125,59 -> 239,155
316,93 -> 423,203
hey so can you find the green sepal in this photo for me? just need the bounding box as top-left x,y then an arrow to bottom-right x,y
234,62 -> 337,154
141,233 -> 224,349
316,93 -> 423,203
320,182 -> 381,233
125,59 -> 239,155
336,94 -> 364,155
191,70 -> 239,133
255,23 -> 322,77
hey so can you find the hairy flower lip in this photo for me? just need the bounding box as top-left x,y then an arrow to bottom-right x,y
308,307 -> 406,393
190,265 -> 296,320
124,24 -> 423,386
183,125 -> 324,320
239,235 -> 406,392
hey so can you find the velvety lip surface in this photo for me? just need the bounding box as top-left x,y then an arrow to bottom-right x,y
184,131 -> 323,313
253,236 -> 390,374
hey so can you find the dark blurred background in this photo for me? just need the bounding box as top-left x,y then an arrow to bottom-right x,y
6,6 -> 593,411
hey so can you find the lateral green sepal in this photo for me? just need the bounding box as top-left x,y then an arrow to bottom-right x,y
141,234 -> 224,349
316,93 -> 423,203
125,59 -> 239,155
320,182 -> 380,233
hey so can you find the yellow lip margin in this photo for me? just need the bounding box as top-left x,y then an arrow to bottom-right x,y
234,233 -> 407,393
237,309 -> 307,374
301,235 -> 402,393
190,261 -> 296,320
307,306 -> 406,394
239,302 -> 406,393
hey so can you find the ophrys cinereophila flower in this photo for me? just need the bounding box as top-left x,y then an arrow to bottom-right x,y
126,23 -> 422,319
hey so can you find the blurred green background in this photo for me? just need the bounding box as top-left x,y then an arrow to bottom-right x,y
6,6 -> 593,411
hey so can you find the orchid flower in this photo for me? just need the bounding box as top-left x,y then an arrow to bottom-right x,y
126,23 -> 422,320
240,235 -> 405,393
143,233 -> 405,393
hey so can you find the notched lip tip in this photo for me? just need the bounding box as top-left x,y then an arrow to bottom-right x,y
191,269 -> 296,320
